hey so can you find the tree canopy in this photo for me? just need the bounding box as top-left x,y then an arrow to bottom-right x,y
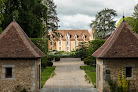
1,0 -> 59,38
0,0 -> 5,33
133,4 -> 138,19
90,8 -> 117,39
116,17 -> 135,27
117,4 -> 138,34
132,4 -> 138,34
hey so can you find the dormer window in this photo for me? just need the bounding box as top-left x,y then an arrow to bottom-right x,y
74,34 -> 77,40
50,35 -> 53,40
60,35 -> 62,40
66,33 -> 70,39
82,34 -> 86,41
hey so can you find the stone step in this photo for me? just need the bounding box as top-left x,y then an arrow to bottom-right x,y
40,88 -> 98,92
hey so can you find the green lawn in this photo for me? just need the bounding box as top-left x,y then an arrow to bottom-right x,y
80,66 -> 96,86
41,66 -> 56,87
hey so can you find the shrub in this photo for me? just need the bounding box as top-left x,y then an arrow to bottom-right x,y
84,61 -> 87,64
83,58 -> 89,65
81,57 -> 85,61
46,61 -> 53,66
108,67 -> 130,92
55,56 -> 60,61
76,42 -> 88,58
47,55 -> 54,61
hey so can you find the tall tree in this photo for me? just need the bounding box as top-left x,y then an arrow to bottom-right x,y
1,0 -> 59,38
90,8 -> 117,39
132,4 -> 138,34
42,0 -> 59,37
0,0 -> 5,33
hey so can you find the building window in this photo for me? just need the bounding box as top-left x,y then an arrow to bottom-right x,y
126,67 -> 132,77
59,41 -> 61,45
59,47 -> 61,51
50,42 -> 52,45
5,67 -> 12,78
75,41 -> 77,45
67,41 -> 68,45
67,47 -> 69,50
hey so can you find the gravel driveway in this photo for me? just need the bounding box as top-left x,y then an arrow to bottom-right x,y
40,58 -> 98,92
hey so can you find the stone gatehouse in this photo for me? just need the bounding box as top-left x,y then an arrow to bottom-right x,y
0,22 -> 45,92
92,21 -> 138,92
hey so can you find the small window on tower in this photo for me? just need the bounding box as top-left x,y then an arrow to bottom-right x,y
5,67 -> 12,78
126,67 -> 132,77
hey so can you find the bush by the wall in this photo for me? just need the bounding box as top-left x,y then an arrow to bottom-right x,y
41,60 -> 48,68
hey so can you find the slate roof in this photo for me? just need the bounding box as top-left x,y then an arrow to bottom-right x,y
0,22 -> 45,58
92,22 -> 138,58
49,30 -> 90,41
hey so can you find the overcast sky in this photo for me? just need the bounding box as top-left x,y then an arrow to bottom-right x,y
54,0 -> 138,31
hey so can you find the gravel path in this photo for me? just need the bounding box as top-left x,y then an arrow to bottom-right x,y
40,58 -> 98,92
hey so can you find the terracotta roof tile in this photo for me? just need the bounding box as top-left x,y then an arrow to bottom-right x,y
0,22 -> 45,58
92,22 -> 138,58
49,30 -> 90,41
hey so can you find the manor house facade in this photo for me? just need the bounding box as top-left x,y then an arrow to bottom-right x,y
48,30 -> 94,52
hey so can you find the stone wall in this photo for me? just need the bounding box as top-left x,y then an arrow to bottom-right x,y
96,59 -> 104,92
97,58 -> 138,92
0,59 -> 41,92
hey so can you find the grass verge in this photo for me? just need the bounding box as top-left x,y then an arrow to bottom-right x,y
41,66 -> 56,87
80,66 -> 96,87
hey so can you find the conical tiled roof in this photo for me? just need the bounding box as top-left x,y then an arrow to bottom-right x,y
0,22 -> 45,58
92,22 -> 138,58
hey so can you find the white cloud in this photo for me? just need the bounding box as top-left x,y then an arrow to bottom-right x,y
58,14 -> 94,31
53,0 -> 138,31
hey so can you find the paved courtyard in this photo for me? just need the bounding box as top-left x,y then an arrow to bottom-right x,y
40,58 -> 98,92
